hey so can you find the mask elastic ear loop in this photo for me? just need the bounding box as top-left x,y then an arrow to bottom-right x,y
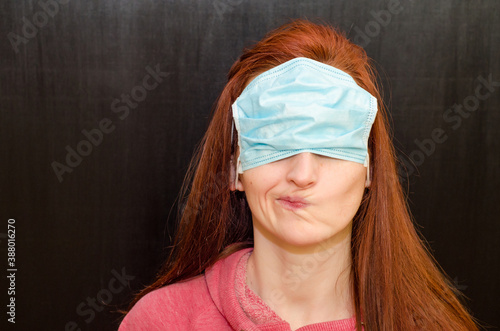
231,97 -> 245,186
230,121 -> 235,188
230,120 -> 240,189
364,154 -> 372,188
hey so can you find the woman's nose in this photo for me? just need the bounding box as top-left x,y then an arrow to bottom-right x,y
285,152 -> 319,188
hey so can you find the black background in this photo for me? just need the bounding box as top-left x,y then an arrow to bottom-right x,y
1,0 -> 499,330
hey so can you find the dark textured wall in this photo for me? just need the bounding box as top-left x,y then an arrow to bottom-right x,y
1,0 -> 499,330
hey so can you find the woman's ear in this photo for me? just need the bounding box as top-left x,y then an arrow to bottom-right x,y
229,156 -> 245,191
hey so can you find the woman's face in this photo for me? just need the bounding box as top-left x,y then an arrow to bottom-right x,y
238,153 -> 367,247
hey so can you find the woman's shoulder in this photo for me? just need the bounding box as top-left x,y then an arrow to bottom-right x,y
118,274 -> 212,330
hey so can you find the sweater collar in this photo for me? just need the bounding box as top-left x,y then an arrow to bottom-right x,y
205,247 -> 359,331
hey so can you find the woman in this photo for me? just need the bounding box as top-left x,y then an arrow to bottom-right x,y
120,20 -> 478,330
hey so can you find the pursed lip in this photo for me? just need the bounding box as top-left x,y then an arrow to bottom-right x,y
276,196 -> 310,210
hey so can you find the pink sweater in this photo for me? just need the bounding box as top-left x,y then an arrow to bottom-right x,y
119,248 -> 358,330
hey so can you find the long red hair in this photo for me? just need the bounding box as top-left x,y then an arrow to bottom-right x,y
127,19 -> 478,330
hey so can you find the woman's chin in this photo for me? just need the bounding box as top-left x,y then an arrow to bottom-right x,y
271,223 -> 352,251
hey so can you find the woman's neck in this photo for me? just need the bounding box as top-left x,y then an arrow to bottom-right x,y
246,223 -> 354,330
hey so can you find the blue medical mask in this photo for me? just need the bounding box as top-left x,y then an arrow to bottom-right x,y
232,57 -> 377,175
